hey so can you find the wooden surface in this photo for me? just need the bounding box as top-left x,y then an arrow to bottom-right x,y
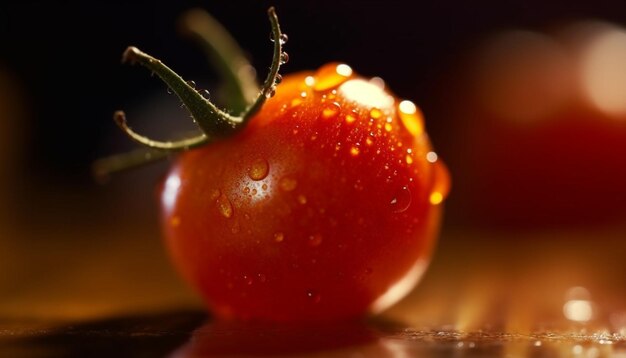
1,220 -> 625,357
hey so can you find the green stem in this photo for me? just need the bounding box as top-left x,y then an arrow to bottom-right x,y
92,147 -> 170,181
113,111 -> 209,150
179,8 -> 259,113
241,7 -> 285,123
121,46 -> 238,137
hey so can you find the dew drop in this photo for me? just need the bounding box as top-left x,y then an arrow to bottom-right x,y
248,159 -> 269,180
280,52 -> 289,65
398,100 -> 424,137
201,89 -> 211,100
405,154 -> 413,164
290,98 -> 302,107
186,80 -> 196,88
369,76 -> 385,89
306,290 -> 321,303
297,195 -> 307,204
279,33 -> 289,45
390,186 -> 412,213
216,193 -> 233,218
321,102 -> 341,119
279,177 -> 297,191
313,63 -> 353,91
265,86 -> 276,98
274,74 -> 283,85
304,75 -> 315,87
170,216 -> 181,227
370,108 -> 382,119
274,232 -> 284,242
426,151 -> 438,163
345,110 -> 357,124
366,137 -> 374,146
384,123 -> 393,132
350,146 -> 360,156
430,192 -> 443,205
166,87 -> 172,94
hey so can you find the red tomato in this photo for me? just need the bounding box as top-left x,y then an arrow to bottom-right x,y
160,64 -> 449,321
444,28 -> 626,229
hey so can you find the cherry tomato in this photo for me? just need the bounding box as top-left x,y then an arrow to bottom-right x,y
160,64 -> 449,322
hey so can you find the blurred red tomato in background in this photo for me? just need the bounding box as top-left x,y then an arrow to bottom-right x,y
445,23 -> 626,229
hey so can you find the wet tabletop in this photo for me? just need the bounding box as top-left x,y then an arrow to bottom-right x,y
1,226 -> 625,357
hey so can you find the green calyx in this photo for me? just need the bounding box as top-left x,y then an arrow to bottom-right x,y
94,7 -> 286,179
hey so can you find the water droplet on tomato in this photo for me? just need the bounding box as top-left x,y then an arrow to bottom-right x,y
384,123 -> 393,132
290,98 -> 302,107
274,232 -> 284,242
369,76 -> 385,89
314,63 -> 352,91
170,216 -> 181,227
297,195 -> 307,204
398,100 -> 424,137
279,177 -> 297,191
390,186 -> 412,213
304,75 -> 315,87
248,159 -> 269,180
306,290 -> 321,303
350,146 -> 360,156
308,234 -> 323,247
217,193 -> 233,218
426,151 -> 438,163
366,137 -> 374,146
370,108 -> 382,119
405,154 -> 413,164
321,102 -> 341,119
345,110 -> 358,124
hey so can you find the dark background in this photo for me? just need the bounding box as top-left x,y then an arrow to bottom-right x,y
3,0 -> 626,185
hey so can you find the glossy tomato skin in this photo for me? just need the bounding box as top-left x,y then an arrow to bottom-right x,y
161,65 -> 449,322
